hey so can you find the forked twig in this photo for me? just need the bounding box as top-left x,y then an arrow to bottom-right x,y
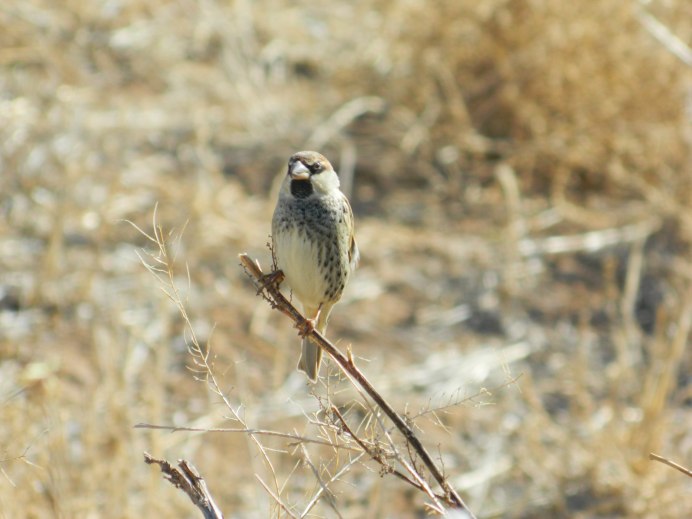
256,475 -> 298,518
239,253 -> 476,517
144,453 -> 224,519
300,451 -> 365,518
298,443 -> 341,518
331,406 -> 447,513
133,213 -> 279,509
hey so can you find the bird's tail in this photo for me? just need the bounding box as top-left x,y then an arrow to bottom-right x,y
297,304 -> 331,381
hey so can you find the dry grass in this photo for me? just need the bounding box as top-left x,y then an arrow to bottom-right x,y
1,0 -> 691,517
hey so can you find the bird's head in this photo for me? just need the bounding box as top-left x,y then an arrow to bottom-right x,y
285,151 -> 340,198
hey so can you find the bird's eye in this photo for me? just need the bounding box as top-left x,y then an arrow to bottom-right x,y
310,162 -> 322,173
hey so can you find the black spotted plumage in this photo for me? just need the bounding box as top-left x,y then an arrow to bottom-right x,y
271,151 -> 359,381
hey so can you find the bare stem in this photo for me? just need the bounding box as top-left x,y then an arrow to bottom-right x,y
239,253 -> 476,517
331,406 -> 446,512
649,453 -> 692,478
144,453 -> 224,519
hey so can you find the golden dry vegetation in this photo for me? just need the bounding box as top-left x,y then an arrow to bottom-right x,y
1,1 -> 691,517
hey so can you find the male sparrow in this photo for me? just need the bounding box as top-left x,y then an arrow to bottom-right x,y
272,151 -> 359,381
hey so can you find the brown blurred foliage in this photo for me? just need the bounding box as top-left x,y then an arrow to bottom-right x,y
1,0 -> 690,517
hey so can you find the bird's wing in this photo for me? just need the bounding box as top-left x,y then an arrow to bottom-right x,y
343,194 -> 360,270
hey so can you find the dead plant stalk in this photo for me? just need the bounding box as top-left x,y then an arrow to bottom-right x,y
239,253 -> 476,517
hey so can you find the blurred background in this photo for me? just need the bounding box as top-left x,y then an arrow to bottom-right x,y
1,0 -> 691,517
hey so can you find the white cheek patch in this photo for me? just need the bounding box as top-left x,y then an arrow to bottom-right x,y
310,171 -> 340,193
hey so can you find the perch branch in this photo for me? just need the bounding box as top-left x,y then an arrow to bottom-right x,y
239,254 -> 475,517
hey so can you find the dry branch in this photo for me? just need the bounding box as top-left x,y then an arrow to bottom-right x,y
134,423 -> 360,451
144,452 -> 224,519
331,405 -> 447,512
135,214 -> 281,500
649,453 -> 692,478
239,253 -> 476,517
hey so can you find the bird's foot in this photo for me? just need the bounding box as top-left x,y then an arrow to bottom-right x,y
257,270 -> 284,295
297,318 -> 316,338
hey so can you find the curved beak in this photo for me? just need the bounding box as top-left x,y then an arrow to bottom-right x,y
289,161 -> 310,180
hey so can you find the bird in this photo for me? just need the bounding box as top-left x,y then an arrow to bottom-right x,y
271,151 -> 359,381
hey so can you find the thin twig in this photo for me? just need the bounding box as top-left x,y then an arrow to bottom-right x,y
636,3 -> 692,67
300,452 -> 364,518
134,423 -> 360,452
298,443 -> 341,518
134,215 -> 280,503
649,453 -> 692,478
411,375 -> 521,420
239,254 -> 476,517
256,475 -> 299,518
331,406 -> 448,509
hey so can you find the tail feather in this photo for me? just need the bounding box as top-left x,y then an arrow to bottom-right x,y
298,337 -> 322,382
297,304 -> 333,381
